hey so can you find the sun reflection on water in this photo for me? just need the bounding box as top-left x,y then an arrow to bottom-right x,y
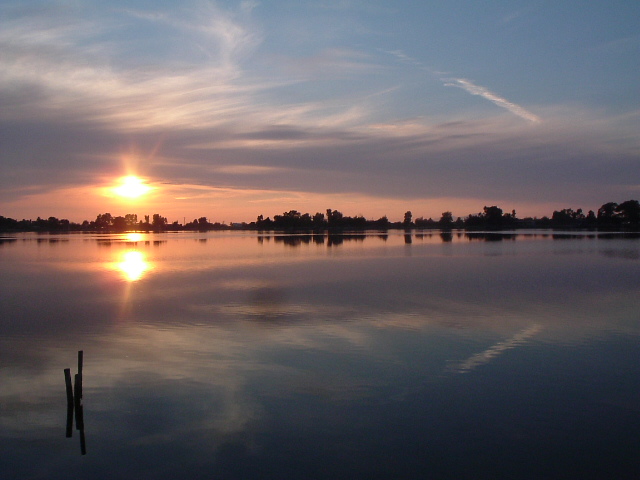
125,233 -> 144,242
118,250 -> 149,281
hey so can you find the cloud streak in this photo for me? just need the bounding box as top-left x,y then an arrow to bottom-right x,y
453,324 -> 543,374
384,49 -> 541,123
444,78 -> 541,123
1,2 -> 638,223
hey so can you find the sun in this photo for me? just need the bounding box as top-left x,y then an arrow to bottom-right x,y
114,176 -> 153,198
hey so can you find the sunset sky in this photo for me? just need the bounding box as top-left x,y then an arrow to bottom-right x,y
1,0 -> 638,223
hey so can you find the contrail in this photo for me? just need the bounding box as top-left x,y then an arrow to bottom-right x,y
383,49 -> 541,123
453,324 -> 543,374
443,77 -> 541,123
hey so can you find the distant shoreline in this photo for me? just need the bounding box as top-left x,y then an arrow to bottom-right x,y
1,225 -> 638,235
2,200 -> 638,233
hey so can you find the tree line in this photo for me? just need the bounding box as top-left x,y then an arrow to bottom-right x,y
1,200 -> 638,233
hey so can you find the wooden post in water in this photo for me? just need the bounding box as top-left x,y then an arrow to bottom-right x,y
64,368 -> 74,437
79,427 -> 87,456
74,374 -> 82,430
64,368 -> 73,405
75,350 -> 86,455
77,350 -> 83,399
77,350 -> 83,374
74,351 -> 84,432
65,351 -> 87,454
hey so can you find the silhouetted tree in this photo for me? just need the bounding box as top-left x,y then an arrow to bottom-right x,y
597,202 -> 618,222
112,216 -> 127,232
374,215 -> 390,230
415,216 -> 437,228
615,200 -> 640,225
0,216 -> 19,231
403,211 -> 413,227
94,213 -> 113,230
189,216 -> 210,231
439,211 -> 453,228
483,206 -> 503,227
152,213 -> 167,231
124,214 -> 138,229
312,212 -> 325,229
301,213 -> 313,227
255,215 -> 273,230
5,199 -> 638,233
326,209 -> 344,228
464,213 -> 484,228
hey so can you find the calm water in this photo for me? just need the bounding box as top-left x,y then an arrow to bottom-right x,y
1,231 -> 639,479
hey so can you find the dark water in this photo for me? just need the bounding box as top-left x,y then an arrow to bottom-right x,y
1,231 -> 639,479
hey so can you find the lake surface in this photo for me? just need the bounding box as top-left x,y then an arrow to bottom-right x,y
1,230 -> 639,479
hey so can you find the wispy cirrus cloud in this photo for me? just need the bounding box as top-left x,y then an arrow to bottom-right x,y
1,2 -> 637,224
0,2 -> 381,135
384,49 -> 541,123
443,78 -> 541,123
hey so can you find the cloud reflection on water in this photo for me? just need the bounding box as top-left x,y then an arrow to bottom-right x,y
1,232 -> 639,479
452,324 -> 543,374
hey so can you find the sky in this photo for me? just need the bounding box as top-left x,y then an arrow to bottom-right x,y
1,0 -> 638,223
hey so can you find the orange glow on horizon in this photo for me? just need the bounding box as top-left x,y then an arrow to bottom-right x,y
2,179 -> 572,226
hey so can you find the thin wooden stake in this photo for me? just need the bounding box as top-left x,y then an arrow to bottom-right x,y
64,368 -> 74,437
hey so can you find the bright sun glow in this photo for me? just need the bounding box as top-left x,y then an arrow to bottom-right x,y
125,233 -> 144,242
114,176 -> 152,198
118,251 -> 149,281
